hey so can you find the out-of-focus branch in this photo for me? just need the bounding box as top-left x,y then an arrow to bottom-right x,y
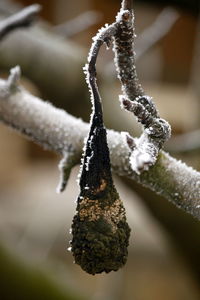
0,68 -> 199,220
0,19 -> 86,110
0,0 -> 20,15
0,4 -> 41,41
0,4 -> 178,110
166,129 -> 200,153
54,10 -> 102,38
136,7 -> 179,60
122,0 -> 133,10
190,12 -> 200,114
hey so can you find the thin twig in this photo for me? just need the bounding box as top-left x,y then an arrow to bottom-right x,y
113,2 -> 171,173
84,24 -> 117,116
0,4 -> 41,41
56,150 -> 77,193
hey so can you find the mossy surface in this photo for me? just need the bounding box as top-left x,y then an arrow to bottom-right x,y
70,182 -> 130,275
71,207 -> 130,275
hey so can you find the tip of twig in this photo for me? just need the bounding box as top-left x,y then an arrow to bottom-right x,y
56,152 -> 74,193
7,65 -> 21,89
121,131 -> 136,151
122,0 -> 133,11
19,4 -> 42,24
25,4 -> 42,14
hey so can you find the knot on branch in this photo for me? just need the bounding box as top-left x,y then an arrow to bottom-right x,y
147,118 -> 171,141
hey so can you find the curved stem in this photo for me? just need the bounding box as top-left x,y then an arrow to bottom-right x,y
85,24 -> 116,118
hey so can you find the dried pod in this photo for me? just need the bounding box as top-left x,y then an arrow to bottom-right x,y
70,112 -> 130,275
69,11 -> 131,274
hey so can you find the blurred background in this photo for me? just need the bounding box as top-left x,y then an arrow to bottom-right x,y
0,0 -> 199,299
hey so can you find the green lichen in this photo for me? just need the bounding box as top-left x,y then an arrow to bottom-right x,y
71,217 -> 130,275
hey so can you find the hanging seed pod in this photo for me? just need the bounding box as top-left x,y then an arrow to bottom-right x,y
69,48 -> 131,274
69,16 -> 131,275
70,110 -> 130,274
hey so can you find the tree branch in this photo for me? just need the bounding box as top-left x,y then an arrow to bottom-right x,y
113,2 -> 171,173
0,68 -> 199,220
0,4 -> 41,41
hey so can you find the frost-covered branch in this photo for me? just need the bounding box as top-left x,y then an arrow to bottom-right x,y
0,4 -> 41,41
113,2 -> 171,173
0,66 -> 88,190
0,68 -> 199,219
